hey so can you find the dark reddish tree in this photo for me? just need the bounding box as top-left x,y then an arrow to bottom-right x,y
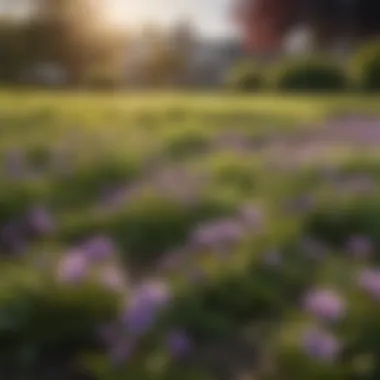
234,0 -> 380,54
233,0 -> 298,53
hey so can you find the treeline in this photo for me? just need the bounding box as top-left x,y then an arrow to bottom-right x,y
228,41 -> 380,92
0,0 -> 128,87
235,0 -> 380,53
0,0 -> 191,88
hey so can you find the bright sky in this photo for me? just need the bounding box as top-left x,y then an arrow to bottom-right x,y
108,0 -> 236,37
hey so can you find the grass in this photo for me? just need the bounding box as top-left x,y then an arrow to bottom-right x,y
1,91 -> 380,379
2,91 -> 380,119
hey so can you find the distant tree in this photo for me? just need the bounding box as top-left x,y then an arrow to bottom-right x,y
27,0 -> 127,86
0,18 -> 29,83
136,23 -> 190,87
234,0 -> 380,54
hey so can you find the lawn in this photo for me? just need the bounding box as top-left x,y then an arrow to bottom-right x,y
1,91 -> 380,379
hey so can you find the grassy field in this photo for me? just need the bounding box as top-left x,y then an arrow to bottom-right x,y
2,92 -> 380,379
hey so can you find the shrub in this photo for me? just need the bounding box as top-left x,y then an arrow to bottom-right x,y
304,195 -> 380,253
59,193 -> 238,270
0,265 -> 120,378
226,61 -> 263,92
352,41 -> 380,91
83,68 -> 122,90
272,58 -> 347,92
50,155 -> 142,209
162,128 -> 211,160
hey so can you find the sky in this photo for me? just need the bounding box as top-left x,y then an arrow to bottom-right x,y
108,0 -> 237,38
0,0 -> 237,38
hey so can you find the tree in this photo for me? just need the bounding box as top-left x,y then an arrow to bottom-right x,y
233,0 -> 380,54
0,18 -> 29,83
133,24 -> 190,88
27,0 -> 127,86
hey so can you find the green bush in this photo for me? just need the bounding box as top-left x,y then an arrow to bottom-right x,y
162,128 -> 211,160
304,195 -> 380,253
272,58 -> 347,92
226,62 -> 263,92
0,265 -> 120,377
50,155 -> 142,209
59,193 -> 238,269
352,41 -> 380,91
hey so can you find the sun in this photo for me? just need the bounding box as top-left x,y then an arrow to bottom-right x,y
105,1 -> 153,27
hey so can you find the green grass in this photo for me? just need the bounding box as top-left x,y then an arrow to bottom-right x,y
2,91 -> 380,120
1,91 -> 380,379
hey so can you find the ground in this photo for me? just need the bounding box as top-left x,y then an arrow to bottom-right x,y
1,92 -> 380,379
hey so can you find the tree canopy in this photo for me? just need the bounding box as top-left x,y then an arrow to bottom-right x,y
234,0 -> 380,53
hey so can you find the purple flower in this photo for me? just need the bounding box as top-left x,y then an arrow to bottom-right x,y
3,149 -> 25,179
0,221 -> 27,254
81,235 -> 116,262
214,131 -> 251,152
358,269 -> 380,300
57,250 -> 88,284
263,250 -> 282,267
152,168 -> 204,204
300,238 -> 327,260
191,218 -> 245,251
186,267 -> 206,284
124,304 -> 157,336
100,266 -> 125,291
123,281 -> 171,336
345,176 -> 375,194
100,185 -> 139,210
304,289 -> 346,321
286,195 -> 316,215
26,206 -> 55,236
167,329 -> 192,358
51,146 -> 72,175
158,248 -> 188,272
239,204 -> 264,230
347,235 -> 373,259
303,328 -> 341,362
134,281 -> 172,308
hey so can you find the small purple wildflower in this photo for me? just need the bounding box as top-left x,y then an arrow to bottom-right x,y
100,185 -> 140,210
124,303 -> 157,336
134,281 -> 172,308
286,195 -> 316,215
0,221 -> 27,254
191,218 -> 245,251
51,146 -> 72,175
3,149 -> 25,179
100,266 -> 125,291
158,248 -> 187,272
345,176 -> 375,194
214,131 -> 251,152
123,281 -> 171,336
358,269 -> 380,300
303,328 -> 341,362
239,204 -> 264,230
57,250 -> 88,284
304,289 -> 346,321
300,238 -> 327,260
186,267 -> 206,284
347,235 -> 373,259
263,250 -> 283,267
81,235 -> 116,262
167,329 -> 192,358
26,206 -> 55,236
